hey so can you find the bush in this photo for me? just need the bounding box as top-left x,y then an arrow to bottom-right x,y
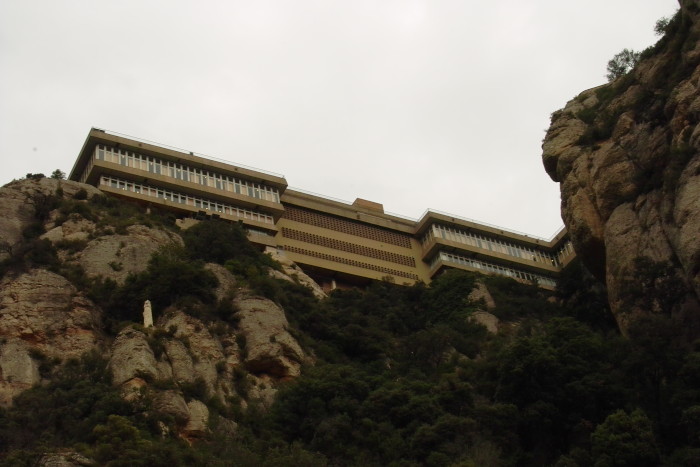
182,219 -> 260,264
606,48 -> 640,81
591,409 -> 659,466
180,377 -> 208,401
50,169 -> 65,180
91,244 -> 218,329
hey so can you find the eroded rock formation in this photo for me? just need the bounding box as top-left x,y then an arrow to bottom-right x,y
75,225 -> 182,283
235,295 -> 306,378
0,176 -> 315,438
0,178 -> 101,261
0,269 -> 103,405
542,0 -> 700,334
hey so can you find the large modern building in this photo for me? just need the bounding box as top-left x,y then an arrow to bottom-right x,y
70,128 -> 575,290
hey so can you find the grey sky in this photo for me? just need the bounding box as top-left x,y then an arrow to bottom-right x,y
0,0 -> 678,238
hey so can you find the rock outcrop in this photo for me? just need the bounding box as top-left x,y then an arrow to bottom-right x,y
236,295 -> 306,378
76,225 -> 182,284
37,451 -> 95,467
0,177 -> 101,261
0,176 -> 318,437
110,327 -> 159,386
542,0 -> 700,334
0,269 -> 103,405
266,248 -> 327,299
106,291 -> 308,436
468,281 -> 499,333
103,258 -> 310,427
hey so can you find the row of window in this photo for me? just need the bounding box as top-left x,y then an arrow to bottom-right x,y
94,145 -> 281,203
423,224 -> 564,266
99,175 -> 274,224
281,227 -> 417,267
556,240 -> 575,263
432,251 -> 557,288
284,245 -> 420,281
283,206 -> 413,248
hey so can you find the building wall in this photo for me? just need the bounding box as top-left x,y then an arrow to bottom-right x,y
70,128 -> 573,289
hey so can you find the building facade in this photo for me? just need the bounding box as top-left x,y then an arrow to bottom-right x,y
70,128 -> 575,290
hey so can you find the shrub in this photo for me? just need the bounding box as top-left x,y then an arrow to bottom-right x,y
180,377 -> 208,401
50,169 -> 65,180
74,188 -> 88,200
606,48 -> 640,82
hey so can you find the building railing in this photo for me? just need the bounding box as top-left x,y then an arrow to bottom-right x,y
94,145 -> 281,203
421,209 -> 565,243
422,224 -> 564,266
431,251 -> 557,288
286,187 -> 566,242
99,175 -> 275,225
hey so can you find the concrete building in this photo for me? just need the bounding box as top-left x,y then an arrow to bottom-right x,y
70,128 -> 575,290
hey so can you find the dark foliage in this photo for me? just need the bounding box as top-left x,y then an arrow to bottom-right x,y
181,219 -> 266,266
3,174 -> 700,464
95,244 -> 218,328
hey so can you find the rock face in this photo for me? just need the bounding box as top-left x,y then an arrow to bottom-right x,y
76,225 -> 182,284
0,177 -> 101,261
107,293 -> 308,435
183,400 -> 210,438
110,327 -> 159,386
236,295 -> 306,378
0,177 -> 318,435
266,248 -> 327,299
0,269 -> 103,405
37,451 -> 95,467
104,262 -> 310,420
542,1 -> 700,334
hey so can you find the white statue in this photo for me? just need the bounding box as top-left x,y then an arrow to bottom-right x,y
143,300 -> 153,328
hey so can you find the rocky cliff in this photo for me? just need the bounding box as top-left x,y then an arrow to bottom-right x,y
542,0 -> 700,334
0,176 -> 312,440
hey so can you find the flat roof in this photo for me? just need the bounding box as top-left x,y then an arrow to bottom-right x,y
69,128 -> 288,190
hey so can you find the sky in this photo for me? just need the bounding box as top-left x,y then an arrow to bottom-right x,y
0,0 -> 679,239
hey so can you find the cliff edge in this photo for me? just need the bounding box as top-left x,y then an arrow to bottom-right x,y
542,0 -> 700,335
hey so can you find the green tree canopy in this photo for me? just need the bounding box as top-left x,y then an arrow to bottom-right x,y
606,49 -> 640,81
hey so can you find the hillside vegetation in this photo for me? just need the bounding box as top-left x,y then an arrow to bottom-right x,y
0,177 -> 698,466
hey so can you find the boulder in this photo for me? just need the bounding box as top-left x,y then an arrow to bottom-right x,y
0,339 -> 40,406
183,400 -> 209,438
42,216 -> 95,244
77,225 -> 182,284
0,269 -> 102,360
0,178 -> 101,262
470,311 -> 499,334
109,327 -> 158,386
265,248 -> 327,299
235,295 -> 305,378
163,338 -> 196,384
159,311 -> 225,395
153,390 -> 190,424
37,451 -> 95,467
469,281 -> 496,310
204,263 -> 237,301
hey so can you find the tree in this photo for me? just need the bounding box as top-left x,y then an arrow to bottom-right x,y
50,169 -> 66,180
606,49 -> 640,82
654,17 -> 670,36
591,409 -> 659,466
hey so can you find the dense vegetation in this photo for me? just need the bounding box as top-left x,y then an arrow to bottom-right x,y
2,187 -> 700,465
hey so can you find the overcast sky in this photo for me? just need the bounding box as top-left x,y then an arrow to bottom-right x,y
0,0 -> 678,238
